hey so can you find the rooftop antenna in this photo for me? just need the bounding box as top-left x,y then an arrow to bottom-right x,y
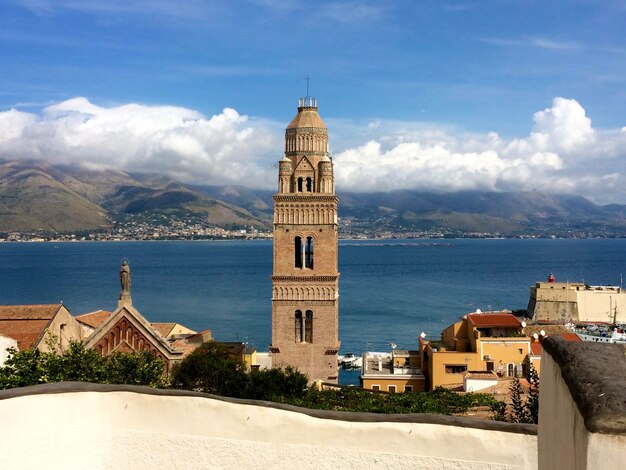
305,75 -> 310,98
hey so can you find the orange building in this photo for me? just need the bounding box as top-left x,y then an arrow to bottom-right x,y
419,312 -> 533,390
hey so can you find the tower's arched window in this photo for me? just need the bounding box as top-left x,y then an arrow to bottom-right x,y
297,177 -> 303,192
306,177 -> 313,192
305,236 -> 314,269
295,310 -> 303,342
295,236 -> 303,268
305,310 -> 313,343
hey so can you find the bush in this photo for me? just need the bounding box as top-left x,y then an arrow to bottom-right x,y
170,341 -> 249,397
0,341 -> 167,390
285,386 -> 497,415
170,341 -> 308,401
246,366 -> 308,401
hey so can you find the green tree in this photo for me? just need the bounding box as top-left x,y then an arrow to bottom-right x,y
104,350 -> 167,388
509,377 -> 529,423
0,341 -> 167,390
526,364 -> 540,424
43,342 -> 108,383
0,348 -> 44,389
170,341 -> 248,397
245,366 -> 308,401
490,400 -> 507,421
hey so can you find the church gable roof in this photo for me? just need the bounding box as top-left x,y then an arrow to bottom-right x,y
85,304 -> 180,358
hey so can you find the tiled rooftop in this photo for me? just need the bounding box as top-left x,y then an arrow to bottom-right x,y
75,310 -> 112,329
0,304 -> 61,320
0,319 -> 52,350
468,313 -> 521,328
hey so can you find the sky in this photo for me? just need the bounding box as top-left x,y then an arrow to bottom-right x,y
1,0 -> 625,203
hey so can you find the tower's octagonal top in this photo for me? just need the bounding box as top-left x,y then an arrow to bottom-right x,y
287,97 -> 327,130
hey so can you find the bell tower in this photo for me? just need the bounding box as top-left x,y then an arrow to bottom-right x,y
270,97 -> 340,383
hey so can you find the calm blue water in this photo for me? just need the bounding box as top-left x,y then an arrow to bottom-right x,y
2,239 -> 626,382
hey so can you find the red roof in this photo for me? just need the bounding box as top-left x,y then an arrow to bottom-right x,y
467,313 -> 521,328
75,310 -> 112,329
530,342 -> 542,356
0,304 -> 63,350
559,333 -> 583,342
530,333 -> 583,356
0,304 -> 61,320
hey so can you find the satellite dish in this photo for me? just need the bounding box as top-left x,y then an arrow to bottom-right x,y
533,333 -> 539,340
540,330 -> 546,337
521,321 -> 527,328
476,308 -> 482,314
420,332 -> 426,339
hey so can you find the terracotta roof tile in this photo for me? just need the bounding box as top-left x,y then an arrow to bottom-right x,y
530,333 -> 582,356
0,319 -> 52,350
0,304 -> 61,320
525,324 -> 572,337
530,342 -> 542,356
465,371 -> 498,380
75,310 -> 112,329
558,333 -> 583,342
467,313 -> 521,328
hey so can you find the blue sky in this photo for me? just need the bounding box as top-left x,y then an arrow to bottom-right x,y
1,0 -> 626,202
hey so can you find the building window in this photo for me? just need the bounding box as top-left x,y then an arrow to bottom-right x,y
371,385 -> 380,391
295,310 -> 313,343
305,310 -> 313,343
388,385 -> 397,393
306,177 -> 313,192
404,385 -> 413,392
297,177 -> 303,192
295,310 -> 303,342
507,363 -> 515,377
305,236 -> 314,269
295,237 -> 303,268
445,365 -> 468,374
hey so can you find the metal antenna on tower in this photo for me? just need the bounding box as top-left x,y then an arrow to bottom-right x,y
305,75 -> 310,98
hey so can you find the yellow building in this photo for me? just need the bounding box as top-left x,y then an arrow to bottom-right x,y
419,312 -> 532,390
361,350 -> 425,392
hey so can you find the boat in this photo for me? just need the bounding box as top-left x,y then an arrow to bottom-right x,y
575,303 -> 626,344
576,327 -> 626,344
338,353 -> 363,370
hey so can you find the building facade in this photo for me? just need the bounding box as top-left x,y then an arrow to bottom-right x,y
528,280 -> 626,324
419,312 -> 532,390
361,350 -> 425,393
270,97 -> 340,383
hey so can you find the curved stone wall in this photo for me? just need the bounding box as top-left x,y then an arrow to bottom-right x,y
0,383 -> 537,470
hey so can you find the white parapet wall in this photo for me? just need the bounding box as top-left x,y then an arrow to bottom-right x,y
0,383 -> 537,470
539,337 -> 626,470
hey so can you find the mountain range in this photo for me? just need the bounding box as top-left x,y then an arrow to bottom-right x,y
2,159 -> 626,236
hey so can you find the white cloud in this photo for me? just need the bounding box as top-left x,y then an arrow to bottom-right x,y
1,96 -> 625,203
333,97 -> 626,203
0,97 -> 278,188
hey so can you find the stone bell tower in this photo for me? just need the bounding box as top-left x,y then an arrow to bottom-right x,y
270,97 -> 340,383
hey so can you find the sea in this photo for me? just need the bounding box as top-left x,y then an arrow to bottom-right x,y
2,238 -> 626,384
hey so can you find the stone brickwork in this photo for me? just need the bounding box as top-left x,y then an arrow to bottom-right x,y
271,97 -> 340,382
